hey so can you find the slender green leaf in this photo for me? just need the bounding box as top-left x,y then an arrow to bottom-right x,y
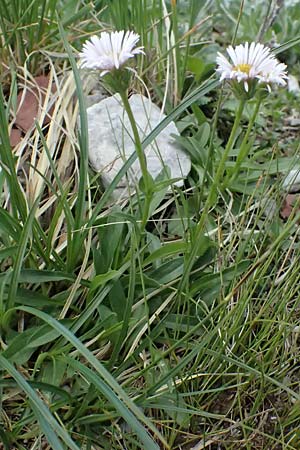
66,357 -> 160,450
17,305 -> 168,449
7,197 -> 40,311
273,35 -> 300,55
143,241 -> 187,266
0,354 -> 80,450
57,18 -> 88,271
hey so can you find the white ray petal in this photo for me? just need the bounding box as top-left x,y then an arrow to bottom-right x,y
216,42 -> 288,93
79,30 -> 144,75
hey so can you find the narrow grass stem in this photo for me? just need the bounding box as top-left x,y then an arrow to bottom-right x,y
178,99 -> 246,293
109,232 -> 137,367
170,0 -> 180,104
118,90 -> 149,190
228,96 -> 262,185
206,87 -> 224,177
118,90 -> 152,228
212,98 -> 246,197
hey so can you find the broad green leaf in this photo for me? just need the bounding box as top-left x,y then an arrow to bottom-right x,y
94,211 -> 124,274
191,104 -> 207,126
0,379 -> 72,403
0,246 -> 18,261
15,287 -> 63,307
143,241 -> 187,266
187,57 -> 214,82
146,232 -> 163,269
39,358 -> 69,391
3,324 -> 61,365
146,258 -> 184,285
190,260 -> 251,302
168,209 -> 193,237
0,208 -> 21,240
18,269 -> 76,283
191,234 -> 214,258
90,270 -> 120,292
195,122 -> 211,148
109,280 -> 126,321
162,313 -> 203,334
0,428 -> 11,448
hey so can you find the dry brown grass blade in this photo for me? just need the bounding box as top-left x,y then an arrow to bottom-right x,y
8,62 -> 100,260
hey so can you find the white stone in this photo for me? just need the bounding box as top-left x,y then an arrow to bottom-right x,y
288,75 -> 300,93
86,94 -> 191,192
283,168 -> 300,193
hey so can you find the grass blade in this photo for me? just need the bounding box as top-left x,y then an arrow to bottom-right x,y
17,305 -> 169,449
273,34 -> 300,55
0,354 -> 80,450
57,18 -> 89,271
66,357 -> 160,450
6,197 -> 40,312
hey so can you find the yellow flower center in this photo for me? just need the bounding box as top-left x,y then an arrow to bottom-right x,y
234,63 -> 251,74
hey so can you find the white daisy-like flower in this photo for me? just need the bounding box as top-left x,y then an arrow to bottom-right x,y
79,30 -> 144,76
216,42 -> 287,93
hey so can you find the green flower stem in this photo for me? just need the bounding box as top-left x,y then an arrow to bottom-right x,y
228,96 -> 262,185
118,90 -> 152,228
211,98 -> 246,200
178,98 -> 246,293
119,91 -> 148,185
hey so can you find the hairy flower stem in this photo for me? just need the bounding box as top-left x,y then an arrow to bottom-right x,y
119,90 -> 152,229
228,96 -> 262,185
177,99 -> 245,295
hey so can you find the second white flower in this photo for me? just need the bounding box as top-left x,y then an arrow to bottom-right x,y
216,42 -> 288,92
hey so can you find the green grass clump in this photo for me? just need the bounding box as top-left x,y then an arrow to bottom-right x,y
1,1 -> 300,449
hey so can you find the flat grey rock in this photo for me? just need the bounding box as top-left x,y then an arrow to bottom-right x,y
86,94 -> 191,192
288,75 -> 300,93
85,91 -> 106,108
283,168 -> 300,193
